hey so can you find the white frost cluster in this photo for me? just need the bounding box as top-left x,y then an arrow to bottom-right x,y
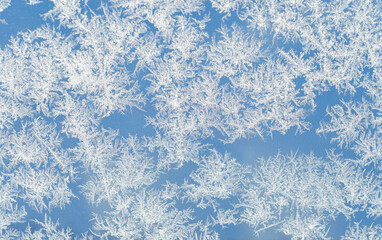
0,0 -> 381,239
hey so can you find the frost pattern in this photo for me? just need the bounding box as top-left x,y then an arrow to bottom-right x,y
0,0 -> 381,239
0,0 -> 10,12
